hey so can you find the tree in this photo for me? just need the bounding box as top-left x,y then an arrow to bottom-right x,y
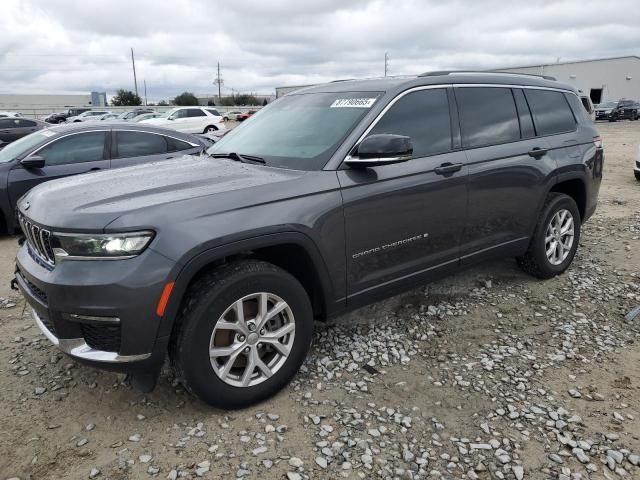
157,100 -> 168,106
111,89 -> 142,106
173,92 -> 199,106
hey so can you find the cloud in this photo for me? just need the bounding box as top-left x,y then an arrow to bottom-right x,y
0,0 -> 639,101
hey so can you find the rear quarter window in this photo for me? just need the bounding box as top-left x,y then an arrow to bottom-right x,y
524,89 -> 576,136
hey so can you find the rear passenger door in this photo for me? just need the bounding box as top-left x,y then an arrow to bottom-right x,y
338,88 -> 468,302
454,86 -> 557,264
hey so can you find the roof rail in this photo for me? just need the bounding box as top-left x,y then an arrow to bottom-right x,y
417,70 -> 557,81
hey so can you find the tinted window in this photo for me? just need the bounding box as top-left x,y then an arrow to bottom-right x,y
367,89 -> 451,157
565,93 -> 592,124
0,119 -> 19,128
115,131 -> 167,158
17,119 -> 36,127
37,132 -> 107,166
457,87 -> 520,148
512,89 -> 535,138
524,89 -> 576,136
206,109 -> 220,116
187,109 -> 206,117
166,136 -> 193,152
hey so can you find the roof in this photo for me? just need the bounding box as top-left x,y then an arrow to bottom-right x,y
45,122 -> 201,142
490,55 -> 640,71
293,71 -> 575,96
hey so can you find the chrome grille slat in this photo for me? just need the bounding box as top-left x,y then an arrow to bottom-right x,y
18,212 -> 55,267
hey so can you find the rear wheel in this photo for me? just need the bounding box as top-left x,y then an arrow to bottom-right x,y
203,125 -> 217,133
517,193 -> 581,279
171,260 -> 313,408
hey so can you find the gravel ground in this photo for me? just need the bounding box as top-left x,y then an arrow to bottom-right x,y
0,121 -> 638,480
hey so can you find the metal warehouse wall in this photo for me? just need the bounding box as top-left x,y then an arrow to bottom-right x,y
496,56 -> 640,103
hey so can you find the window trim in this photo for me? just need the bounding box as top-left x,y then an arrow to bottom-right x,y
342,83 -> 579,164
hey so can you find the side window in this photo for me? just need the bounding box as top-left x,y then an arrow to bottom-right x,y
512,89 -> 535,138
456,87 -> 520,148
0,119 -> 19,128
187,108 -> 206,117
17,119 -> 37,127
37,132 -> 107,166
367,89 -> 451,157
206,109 -> 221,116
565,93 -> 592,124
524,89 -> 576,136
166,136 -> 194,152
115,131 -> 167,158
171,110 -> 188,119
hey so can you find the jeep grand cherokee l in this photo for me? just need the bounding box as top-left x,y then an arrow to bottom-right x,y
13,72 -> 603,408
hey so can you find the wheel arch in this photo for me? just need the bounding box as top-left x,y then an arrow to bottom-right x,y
549,176 -> 586,221
157,232 -> 335,340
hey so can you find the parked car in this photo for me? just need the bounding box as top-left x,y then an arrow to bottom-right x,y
45,108 -> 92,124
0,117 -> 48,143
141,107 -> 226,133
0,123 -> 208,232
608,99 -> 639,121
594,101 -> 616,121
132,112 -> 162,123
12,72 -> 602,408
634,145 -> 640,181
113,109 -> 156,122
67,110 -> 113,122
0,111 -> 23,118
237,109 -> 257,121
223,111 -> 242,121
94,113 -> 121,121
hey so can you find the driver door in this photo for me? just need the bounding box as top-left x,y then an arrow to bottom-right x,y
337,88 -> 468,304
8,130 -> 110,206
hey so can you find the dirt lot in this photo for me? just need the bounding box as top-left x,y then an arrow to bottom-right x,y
0,122 -> 639,480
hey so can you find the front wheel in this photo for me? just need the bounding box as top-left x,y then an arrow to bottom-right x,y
171,260 -> 313,408
203,125 -> 217,133
517,193 -> 581,279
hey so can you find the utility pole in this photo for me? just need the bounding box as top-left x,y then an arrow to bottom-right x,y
131,48 -> 139,97
214,62 -> 223,101
384,52 -> 389,77
143,79 -> 148,106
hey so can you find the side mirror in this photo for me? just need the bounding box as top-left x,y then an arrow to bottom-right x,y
167,116 -> 175,120
345,134 -> 413,168
20,155 -> 45,169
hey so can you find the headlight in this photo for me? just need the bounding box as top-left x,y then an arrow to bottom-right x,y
52,231 -> 154,259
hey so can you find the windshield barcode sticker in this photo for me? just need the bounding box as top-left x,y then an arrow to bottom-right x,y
330,98 -> 377,108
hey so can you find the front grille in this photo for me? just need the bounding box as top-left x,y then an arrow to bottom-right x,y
81,324 -> 121,352
18,213 -> 55,267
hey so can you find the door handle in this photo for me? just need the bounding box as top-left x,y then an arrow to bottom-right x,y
528,147 -> 548,159
434,162 -> 463,175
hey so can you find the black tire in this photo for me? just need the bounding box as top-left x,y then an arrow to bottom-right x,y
203,125 -> 217,133
635,171 -> 640,182
170,260 -> 313,409
516,193 -> 581,279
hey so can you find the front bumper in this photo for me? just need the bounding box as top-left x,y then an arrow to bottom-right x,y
15,242 -> 176,373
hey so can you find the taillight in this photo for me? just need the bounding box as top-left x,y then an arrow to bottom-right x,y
593,136 -> 602,148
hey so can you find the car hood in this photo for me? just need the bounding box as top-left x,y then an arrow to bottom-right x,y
18,155 -> 310,231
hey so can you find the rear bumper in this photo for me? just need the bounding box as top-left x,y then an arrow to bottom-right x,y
14,243 -> 176,374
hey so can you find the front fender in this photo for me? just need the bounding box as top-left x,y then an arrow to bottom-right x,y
154,231 -> 337,339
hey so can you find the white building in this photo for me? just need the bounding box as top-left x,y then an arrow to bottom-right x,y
492,56 -> 640,104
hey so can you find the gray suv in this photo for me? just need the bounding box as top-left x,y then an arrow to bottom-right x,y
13,72 -> 603,408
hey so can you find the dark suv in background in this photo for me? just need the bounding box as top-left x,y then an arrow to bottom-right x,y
14,72 -> 603,408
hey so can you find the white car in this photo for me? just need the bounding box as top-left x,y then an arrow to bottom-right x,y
140,107 -> 226,133
67,110 -> 112,122
0,111 -> 22,118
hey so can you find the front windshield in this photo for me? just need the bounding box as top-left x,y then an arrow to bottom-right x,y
207,91 -> 381,170
0,130 -> 51,163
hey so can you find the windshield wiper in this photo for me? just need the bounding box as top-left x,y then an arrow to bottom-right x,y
209,152 -> 266,164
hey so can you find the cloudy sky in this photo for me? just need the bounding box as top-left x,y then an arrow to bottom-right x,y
1,0 -> 639,102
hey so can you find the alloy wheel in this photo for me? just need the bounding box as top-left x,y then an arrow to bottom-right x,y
545,209 -> 574,265
209,292 -> 295,387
